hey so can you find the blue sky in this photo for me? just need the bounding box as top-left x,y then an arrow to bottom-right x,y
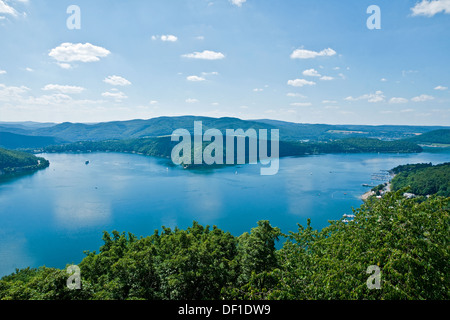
0,0 -> 449,125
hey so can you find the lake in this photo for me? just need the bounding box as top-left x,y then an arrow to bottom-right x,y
0,149 -> 449,277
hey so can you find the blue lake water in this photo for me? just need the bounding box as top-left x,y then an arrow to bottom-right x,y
0,149 -> 449,277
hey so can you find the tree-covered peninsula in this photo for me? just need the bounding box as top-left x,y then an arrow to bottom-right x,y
0,148 -> 49,178
42,136 -> 423,163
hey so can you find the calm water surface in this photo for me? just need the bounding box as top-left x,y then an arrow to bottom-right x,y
0,149 -> 449,276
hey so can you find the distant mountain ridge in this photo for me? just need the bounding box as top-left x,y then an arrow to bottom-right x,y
0,116 -> 449,147
407,129 -> 450,145
0,132 -> 64,150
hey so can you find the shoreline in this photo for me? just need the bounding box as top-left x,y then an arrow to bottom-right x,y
361,190 -> 375,201
360,174 -> 395,201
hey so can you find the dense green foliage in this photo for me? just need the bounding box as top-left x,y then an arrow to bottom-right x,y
391,163 -> 434,175
407,129 -> 450,145
1,192 -> 448,300
391,162 -> 450,197
0,148 -> 49,174
44,137 -> 176,159
281,138 -> 422,156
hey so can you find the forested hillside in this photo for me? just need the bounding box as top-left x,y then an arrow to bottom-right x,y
407,129 -> 450,145
1,117 -> 448,143
281,138 -> 422,156
43,137 -> 423,165
391,162 -> 450,197
0,148 -> 49,176
0,191 -> 448,300
0,132 -> 63,149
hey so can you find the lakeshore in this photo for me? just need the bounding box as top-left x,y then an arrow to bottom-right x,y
361,177 -> 394,201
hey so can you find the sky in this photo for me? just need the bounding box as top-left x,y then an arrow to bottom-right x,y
0,0 -> 449,125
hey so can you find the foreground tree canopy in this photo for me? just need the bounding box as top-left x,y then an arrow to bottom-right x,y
0,190 -> 448,300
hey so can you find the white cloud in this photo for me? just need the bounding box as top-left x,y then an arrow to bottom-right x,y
49,43 -> 111,65
186,98 -> 199,103
411,0 -> 450,17
25,67 -> 33,72
345,91 -> 385,103
0,70 -> 6,74
411,94 -> 435,102
42,84 -> 85,94
381,78 -> 388,82
230,0 -> 246,7
291,48 -> 337,59
320,76 -> 334,81
253,88 -> 263,92
322,100 -> 337,104
0,0 -> 18,17
152,35 -> 178,42
201,71 -> 219,76
0,85 -> 123,122
102,89 -> 127,102
0,83 -> 29,101
303,69 -> 321,77
103,75 -> 132,86
57,63 -> 72,69
434,85 -> 448,90
29,93 -> 74,105
290,102 -> 312,107
161,35 -> 178,42
182,50 -> 225,60
402,70 -> 418,77
389,97 -> 409,104
187,75 -> 206,82
287,93 -> 307,98
149,100 -> 158,105
287,79 -> 316,87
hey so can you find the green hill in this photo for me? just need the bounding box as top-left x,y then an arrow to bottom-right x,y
1,117 -> 448,143
391,162 -> 450,197
33,117 -> 279,142
0,148 -> 49,177
0,132 -> 64,150
407,129 -> 450,145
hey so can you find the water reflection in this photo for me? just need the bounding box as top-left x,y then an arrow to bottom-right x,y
53,194 -> 111,229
